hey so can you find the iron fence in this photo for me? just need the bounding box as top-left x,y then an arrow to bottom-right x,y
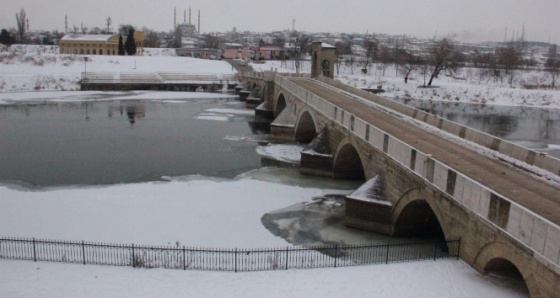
0,237 -> 460,272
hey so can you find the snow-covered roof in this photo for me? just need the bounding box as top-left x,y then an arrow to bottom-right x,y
321,42 -> 336,49
61,34 -> 115,42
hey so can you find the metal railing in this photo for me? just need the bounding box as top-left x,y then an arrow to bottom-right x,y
81,72 -> 239,84
0,237 -> 460,272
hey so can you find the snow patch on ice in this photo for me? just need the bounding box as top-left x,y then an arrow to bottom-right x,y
257,144 -> 305,164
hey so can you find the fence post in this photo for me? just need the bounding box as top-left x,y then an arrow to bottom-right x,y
32,237 -> 37,262
285,247 -> 289,270
433,242 -> 438,261
334,245 -> 338,268
456,239 -> 461,260
82,240 -> 86,265
131,244 -> 135,267
183,246 -> 186,270
385,243 -> 390,264
234,248 -> 238,273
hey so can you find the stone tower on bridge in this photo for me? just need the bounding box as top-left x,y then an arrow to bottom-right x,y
311,41 -> 336,79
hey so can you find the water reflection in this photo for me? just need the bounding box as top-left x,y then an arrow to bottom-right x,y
398,99 -> 560,158
106,103 -> 146,125
0,98 -> 265,187
125,104 -> 145,125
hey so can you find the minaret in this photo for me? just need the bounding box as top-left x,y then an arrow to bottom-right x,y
65,15 -> 68,34
184,9 -> 186,23
198,10 -> 200,35
189,7 -> 192,25
174,7 -> 177,29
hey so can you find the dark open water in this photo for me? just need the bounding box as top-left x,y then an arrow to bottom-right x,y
0,97 -> 268,187
395,99 -> 560,159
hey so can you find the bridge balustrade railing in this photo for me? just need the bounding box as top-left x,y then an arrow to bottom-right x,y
315,76 -> 560,177
82,72 -> 239,84
0,237 -> 460,272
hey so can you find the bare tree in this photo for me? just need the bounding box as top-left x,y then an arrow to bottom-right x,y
203,34 -> 221,49
142,29 -> 160,48
172,26 -> 182,48
293,34 -> 310,74
15,8 -> 26,42
378,45 -> 392,76
546,44 -> 560,88
363,37 -> 378,72
497,43 -> 521,86
472,52 -> 496,83
0,29 -> 17,49
334,41 -> 351,75
426,38 -> 455,86
398,52 -> 420,83
106,17 -> 112,33
393,42 -> 403,76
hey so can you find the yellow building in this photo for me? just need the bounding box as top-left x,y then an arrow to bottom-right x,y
59,32 -> 145,56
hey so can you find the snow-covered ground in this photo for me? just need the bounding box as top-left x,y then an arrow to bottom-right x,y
0,45 -> 535,297
0,258 -> 526,298
0,45 -> 235,93
0,149 -> 529,297
250,60 -> 560,109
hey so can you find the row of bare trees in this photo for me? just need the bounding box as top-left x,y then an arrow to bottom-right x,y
334,37 -> 459,86
333,37 -> 558,88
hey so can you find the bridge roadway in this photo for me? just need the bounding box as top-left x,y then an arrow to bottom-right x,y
290,77 -> 560,225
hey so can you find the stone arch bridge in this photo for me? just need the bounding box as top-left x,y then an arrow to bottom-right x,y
241,71 -> 560,297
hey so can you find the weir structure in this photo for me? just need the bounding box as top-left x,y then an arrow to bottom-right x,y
240,56 -> 560,296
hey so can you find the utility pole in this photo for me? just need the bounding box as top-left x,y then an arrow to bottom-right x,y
82,57 -> 89,81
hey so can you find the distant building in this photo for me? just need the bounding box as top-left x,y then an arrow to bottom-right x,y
59,32 -> 145,55
251,46 -> 283,60
176,48 -> 221,60
222,43 -> 252,60
178,23 -> 197,37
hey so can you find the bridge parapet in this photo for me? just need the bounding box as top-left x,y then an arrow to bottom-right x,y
274,74 -> 560,276
317,76 -> 560,177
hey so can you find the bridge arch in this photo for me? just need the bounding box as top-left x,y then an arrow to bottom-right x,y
275,93 -> 287,118
391,188 -> 448,240
294,109 -> 317,143
474,242 -> 536,297
333,138 -> 365,180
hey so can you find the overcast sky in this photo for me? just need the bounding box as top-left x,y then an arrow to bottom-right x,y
1,0 -> 559,43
